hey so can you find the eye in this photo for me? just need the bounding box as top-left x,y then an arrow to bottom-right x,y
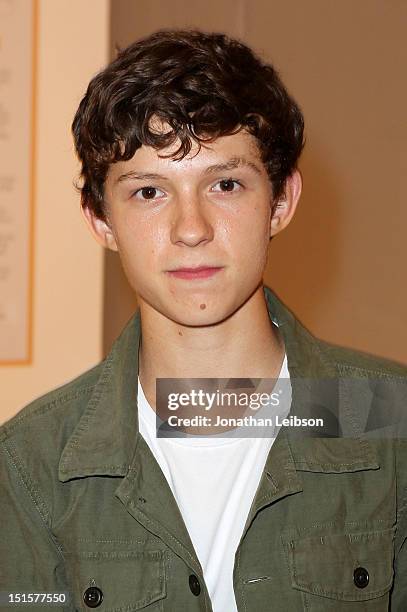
133,186 -> 165,200
211,178 -> 243,193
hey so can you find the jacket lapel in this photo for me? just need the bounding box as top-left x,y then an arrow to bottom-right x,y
241,287 -> 380,539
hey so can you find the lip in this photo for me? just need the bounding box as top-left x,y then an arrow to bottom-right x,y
166,266 -> 223,280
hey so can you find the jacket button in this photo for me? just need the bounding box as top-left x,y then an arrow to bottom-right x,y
83,586 -> 104,608
353,567 -> 369,589
189,574 -> 201,596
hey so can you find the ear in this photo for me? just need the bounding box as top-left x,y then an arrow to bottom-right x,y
269,169 -> 302,237
81,205 -> 119,252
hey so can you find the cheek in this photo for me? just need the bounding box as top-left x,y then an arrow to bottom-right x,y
219,210 -> 270,256
118,218 -> 167,266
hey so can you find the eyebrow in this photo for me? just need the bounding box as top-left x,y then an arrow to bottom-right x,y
115,156 -> 262,184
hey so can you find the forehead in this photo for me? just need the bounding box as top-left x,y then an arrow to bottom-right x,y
106,129 -> 266,184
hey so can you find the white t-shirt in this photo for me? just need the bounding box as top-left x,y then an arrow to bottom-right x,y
138,355 -> 291,612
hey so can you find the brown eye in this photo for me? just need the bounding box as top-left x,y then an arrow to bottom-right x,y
133,186 -> 165,201
211,179 -> 242,194
219,179 -> 235,191
141,187 -> 157,199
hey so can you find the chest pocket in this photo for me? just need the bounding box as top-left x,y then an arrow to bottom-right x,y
286,527 -> 395,611
65,548 -> 167,612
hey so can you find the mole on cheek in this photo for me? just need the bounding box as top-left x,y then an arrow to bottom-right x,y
200,303 -> 206,310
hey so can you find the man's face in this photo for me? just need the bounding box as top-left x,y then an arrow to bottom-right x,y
87,129 -> 299,327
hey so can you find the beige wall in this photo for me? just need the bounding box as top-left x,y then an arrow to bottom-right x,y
105,0 -> 407,365
0,0 -> 110,424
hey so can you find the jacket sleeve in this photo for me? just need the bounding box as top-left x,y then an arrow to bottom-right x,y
391,439 -> 407,610
0,436 -> 69,607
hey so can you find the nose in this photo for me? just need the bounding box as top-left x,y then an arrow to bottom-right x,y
170,193 -> 214,247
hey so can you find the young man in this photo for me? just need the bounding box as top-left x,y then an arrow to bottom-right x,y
1,29 -> 407,611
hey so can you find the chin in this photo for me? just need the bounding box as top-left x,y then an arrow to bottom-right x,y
168,304 -> 232,328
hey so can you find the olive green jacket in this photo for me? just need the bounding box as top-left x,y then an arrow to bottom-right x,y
1,287 -> 407,611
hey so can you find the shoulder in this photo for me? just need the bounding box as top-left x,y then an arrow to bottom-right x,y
316,337 -> 407,380
0,360 -> 103,447
0,361 -> 107,527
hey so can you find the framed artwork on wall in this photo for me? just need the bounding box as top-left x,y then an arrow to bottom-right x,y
0,0 -> 37,364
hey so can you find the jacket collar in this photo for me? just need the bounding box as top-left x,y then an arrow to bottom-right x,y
59,311 -> 141,481
58,286 -> 378,482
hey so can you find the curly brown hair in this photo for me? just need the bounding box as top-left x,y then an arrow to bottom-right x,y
72,29 -> 304,220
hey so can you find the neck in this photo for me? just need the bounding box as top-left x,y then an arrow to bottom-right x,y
138,285 -> 285,410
